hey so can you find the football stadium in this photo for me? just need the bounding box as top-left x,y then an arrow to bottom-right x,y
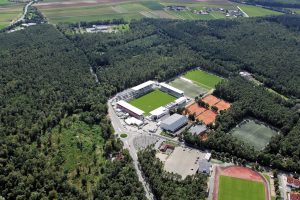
115,81 -> 187,120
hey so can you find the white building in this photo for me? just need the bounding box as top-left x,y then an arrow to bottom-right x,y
160,83 -> 184,98
117,100 -> 144,120
132,81 -> 155,96
150,106 -> 168,120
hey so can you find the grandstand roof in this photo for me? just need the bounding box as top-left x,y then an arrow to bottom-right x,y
132,81 -> 155,91
160,83 -> 184,94
150,106 -> 167,116
175,97 -> 187,104
117,100 -> 144,116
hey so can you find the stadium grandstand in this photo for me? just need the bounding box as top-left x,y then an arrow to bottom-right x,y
160,83 -> 184,98
117,100 -> 144,120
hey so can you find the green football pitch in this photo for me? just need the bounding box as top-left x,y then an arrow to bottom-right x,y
183,69 -> 223,90
128,89 -> 176,114
231,119 -> 277,150
218,176 -> 265,200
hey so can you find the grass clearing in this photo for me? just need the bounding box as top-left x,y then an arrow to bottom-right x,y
183,69 -> 223,90
231,119 -> 278,150
42,117 -> 106,195
129,89 -> 176,114
238,4 -> 282,17
218,176 -> 265,200
168,78 -> 208,98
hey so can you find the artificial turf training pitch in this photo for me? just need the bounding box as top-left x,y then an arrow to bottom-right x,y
128,89 -> 176,114
218,176 -> 265,200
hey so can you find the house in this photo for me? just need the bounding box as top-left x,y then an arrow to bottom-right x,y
159,144 -> 175,152
287,176 -> 300,188
289,192 -> 300,200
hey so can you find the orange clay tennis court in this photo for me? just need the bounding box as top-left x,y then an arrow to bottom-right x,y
202,95 -> 220,106
215,100 -> 231,111
197,110 -> 217,125
186,103 -> 207,116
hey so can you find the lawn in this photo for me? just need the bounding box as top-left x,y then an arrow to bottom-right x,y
128,89 -> 176,114
238,4 -> 282,17
231,119 -> 278,150
168,78 -> 208,98
218,176 -> 265,200
183,69 -> 223,90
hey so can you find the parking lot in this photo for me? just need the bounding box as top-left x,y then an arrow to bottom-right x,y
161,146 -> 207,179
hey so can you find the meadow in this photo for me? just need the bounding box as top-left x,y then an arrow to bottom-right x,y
231,119 -> 278,150
238,4 -> 282,16
183,69 -> 223,90
218,176 -> 265,200
128,89 -> 176,114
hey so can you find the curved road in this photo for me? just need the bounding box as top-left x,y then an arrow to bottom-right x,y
12,0 -> 34,25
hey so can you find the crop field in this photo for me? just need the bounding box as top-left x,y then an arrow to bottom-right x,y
34,0 -> 239,24
0,4 -> 23,29
218,176 -> 265,200
168,78 -> 208,98
238,4 -> 282,17
183,70 -> 223,90
231,119 -> 278,150
128,89 -> 176,114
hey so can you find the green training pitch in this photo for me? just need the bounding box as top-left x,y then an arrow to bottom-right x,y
128,89 -> 176,114
218,176 -> 265,200
183,69 -> 223,90
231,119 -> 278,150
168,78 -> 208,98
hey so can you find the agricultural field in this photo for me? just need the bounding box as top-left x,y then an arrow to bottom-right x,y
183,69 -> 223,90
218,176 -> 265,200
230,119 -> 278,150
35,0 -> 283,24
0,4 -> 23,29
168,77 -> 208,98
128,89 -> 176,114
238,4 -> 282,16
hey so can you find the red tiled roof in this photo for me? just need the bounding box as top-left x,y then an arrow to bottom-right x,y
290,193 -> 300,200
287,177 -> 300,187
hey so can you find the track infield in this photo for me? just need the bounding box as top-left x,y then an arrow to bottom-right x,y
213,166 -> 270,200
218,176 -> 265,200
128,89 -> 176,114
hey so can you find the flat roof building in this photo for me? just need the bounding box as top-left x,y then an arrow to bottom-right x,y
161,113 -> 188,134
132,81 -> 155,91
189,124 -> 207,136
150,106 -> 168,120
198,159 -> 211,174
117,100 -> 144,120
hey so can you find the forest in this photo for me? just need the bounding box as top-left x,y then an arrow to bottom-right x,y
138,148 -> 208,200
0,25 -> 145,199
1,14 -> 300,199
